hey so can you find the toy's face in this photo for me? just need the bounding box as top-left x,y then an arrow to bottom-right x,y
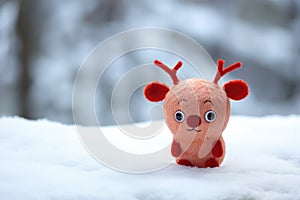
163,78 -> 230,157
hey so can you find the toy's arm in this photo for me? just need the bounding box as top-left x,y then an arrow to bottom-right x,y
171,140 -> 181,157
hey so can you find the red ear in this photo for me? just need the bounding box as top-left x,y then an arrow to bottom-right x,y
144,82 -> 169,102
224,80 -> 249,100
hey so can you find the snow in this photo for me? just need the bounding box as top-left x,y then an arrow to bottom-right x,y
0,116 -> 300,199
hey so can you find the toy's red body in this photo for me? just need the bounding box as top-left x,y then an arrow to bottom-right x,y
144,60 -> 249,168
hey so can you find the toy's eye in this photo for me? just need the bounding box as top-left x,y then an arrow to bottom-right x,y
204,110 -> 216,123
174,110 -> 185,122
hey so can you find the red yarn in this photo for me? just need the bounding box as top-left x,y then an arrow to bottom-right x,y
212,140 -> 223,158
205,158 -> 219,168
213,59 -> 242,84
144,82 -> 169,102
224,80 -> 249,100
171,140 -> 181,157
177,159 -> 194,167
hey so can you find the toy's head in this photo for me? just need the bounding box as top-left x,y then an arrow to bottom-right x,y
144,60 -> 249,158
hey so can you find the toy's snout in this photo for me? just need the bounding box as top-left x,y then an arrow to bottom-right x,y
187,115 -> 201,128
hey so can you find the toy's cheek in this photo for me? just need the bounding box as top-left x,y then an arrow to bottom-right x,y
163,100 -> 181,134
199,122 -> 210,135
163,111 -> 180,134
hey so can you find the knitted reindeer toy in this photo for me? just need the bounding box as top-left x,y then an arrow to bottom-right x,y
144,59 -> 249,168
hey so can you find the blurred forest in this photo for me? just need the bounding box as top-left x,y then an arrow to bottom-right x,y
0,0 -> 299,125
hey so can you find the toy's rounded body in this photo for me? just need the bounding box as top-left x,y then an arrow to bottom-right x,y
163,78 -> 230,168
144,59 -> 248,168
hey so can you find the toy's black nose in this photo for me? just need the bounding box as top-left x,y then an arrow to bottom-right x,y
187,115 -> 201,128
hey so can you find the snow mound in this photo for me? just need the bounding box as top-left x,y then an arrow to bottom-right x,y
0,116 -> 300,200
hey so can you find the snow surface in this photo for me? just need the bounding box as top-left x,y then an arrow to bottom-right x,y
0,116 -> 300,200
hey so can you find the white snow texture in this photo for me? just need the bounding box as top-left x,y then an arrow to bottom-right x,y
0,116 -> 299,200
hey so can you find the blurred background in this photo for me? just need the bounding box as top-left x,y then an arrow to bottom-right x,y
0,0 -> 299,125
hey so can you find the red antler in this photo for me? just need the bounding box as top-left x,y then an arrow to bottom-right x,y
213,59 -> 242,84
154,60 -> 182,85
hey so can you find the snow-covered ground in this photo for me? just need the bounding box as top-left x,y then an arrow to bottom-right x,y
0,116 -> 300,200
